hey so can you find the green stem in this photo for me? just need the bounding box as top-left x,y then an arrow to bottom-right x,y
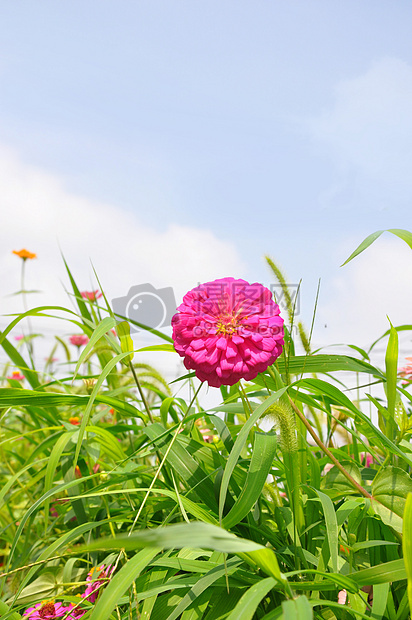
129,362 -> 154,423
128,383 -> 203,534
288,397 -> 372,499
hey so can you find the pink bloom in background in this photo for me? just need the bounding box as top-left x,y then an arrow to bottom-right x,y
398,357 -> 412,385
82,564 -> 114,603
50,503 -> 59,518
172,277 -> 284,387
15,335 -> 24,341
69,334 -> 89,347
337,590 -> 347,605
66,604 -> 86,618
23,600 -> 71,619
7,370 -> 24,381
81,290 -> 102,302
359,452 -> 373,468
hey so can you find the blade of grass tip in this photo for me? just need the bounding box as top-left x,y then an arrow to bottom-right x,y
90,261 -> 113,313
71,316 -> 116,382
61,253 -> 93,321
340,230 -> 384,266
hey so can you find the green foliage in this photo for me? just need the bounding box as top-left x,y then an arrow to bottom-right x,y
2,240 -> 412,619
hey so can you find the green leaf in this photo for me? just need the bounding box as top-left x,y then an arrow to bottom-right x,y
281,595 -> 313,620
81,521 -> 286,585
350,559 -> 406,586
43,431 -> 75,532
166,557 -> 242,620
371,582 -> 390,620
372,466 -> 412,532
116,320 -> 134,365
226,577 -> 276,620
144,423 -> 217,511
0,600 -> 21,620
0,388 -> 143,419
73,350 -> 137,468
341,230 -> 385,266
0,332 -> 40,389
89,548 -> 160,620
341,228 -> 412,266
312,490 -> 338,573
273,354 -> 384,378
385,319 -> 398,439
219,388 -> 287,524
322,462 -> 362,494
223,432 -> 277,528
295,379 -> 411,466
403,493 -> 412,613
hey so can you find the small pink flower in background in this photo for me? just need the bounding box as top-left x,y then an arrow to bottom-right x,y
398,357 -> 412,385
337,590 -> 347,605
93,463 -> 100,474
82,564 -> 114,603
50,503 -> 59,518
65,603 -> 86,618
15,335 -> 24,341
7,370 -> 24,381
81,290 -> 102,302
172,278 -> 284,387
322,463 -> 334,475
69,334 -> 89,348
23,600 -> 71,619
359,452 -> 373,467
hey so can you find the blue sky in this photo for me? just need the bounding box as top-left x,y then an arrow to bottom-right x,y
1,1 -> 412,354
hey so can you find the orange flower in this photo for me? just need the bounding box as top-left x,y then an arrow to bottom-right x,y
12,249 -> 37,260
69,416 -> 80,426
75,465 -> 82,479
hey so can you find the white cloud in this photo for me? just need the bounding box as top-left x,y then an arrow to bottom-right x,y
0,144 -> 245,383
0,144 -> 245,306
315,234 -> 412,363
310,57 -> 412,203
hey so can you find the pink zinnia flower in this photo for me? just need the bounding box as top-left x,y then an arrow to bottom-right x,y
23,600 -> 71,619
81,290 -> 102,302
82,564 -> 114,603
69,334 -> 89,347
7,370 -> 25,381
172,278 -> 284,387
